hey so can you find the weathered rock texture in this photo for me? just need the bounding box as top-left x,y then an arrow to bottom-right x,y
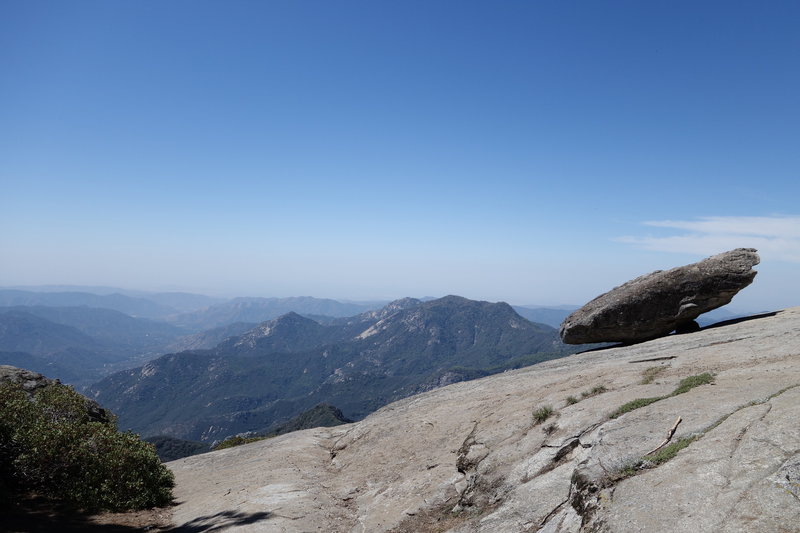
559,248 -> 760,344
167,306 -> 800,532
0,364 -> 60,395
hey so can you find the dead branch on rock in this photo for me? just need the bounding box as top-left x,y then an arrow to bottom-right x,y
645,417 -> 682,456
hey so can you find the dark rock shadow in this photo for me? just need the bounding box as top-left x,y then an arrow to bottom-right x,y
1,495 -> 273,533
1,495 -> 166,533
700,311 -> 779,330
1,514 -> 144,532
570,342 -> 619,354
564,311 -> 780,354
169,510 -> 273,532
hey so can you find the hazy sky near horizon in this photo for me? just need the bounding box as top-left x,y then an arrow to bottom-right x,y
2,1 -> 799,311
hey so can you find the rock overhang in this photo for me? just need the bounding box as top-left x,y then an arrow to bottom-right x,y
560,248 -> 760,344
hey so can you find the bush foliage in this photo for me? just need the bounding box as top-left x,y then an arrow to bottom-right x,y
533,405 -> 555,424
0,382 -> 174,512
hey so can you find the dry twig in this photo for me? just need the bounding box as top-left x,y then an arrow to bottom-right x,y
646,417 -> 682,456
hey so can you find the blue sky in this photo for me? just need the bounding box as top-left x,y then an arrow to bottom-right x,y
2,1 -> 799,311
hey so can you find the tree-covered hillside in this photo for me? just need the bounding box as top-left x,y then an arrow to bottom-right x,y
90,296 -> 577,442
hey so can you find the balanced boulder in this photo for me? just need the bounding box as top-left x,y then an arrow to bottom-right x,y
560,248 -> 760,344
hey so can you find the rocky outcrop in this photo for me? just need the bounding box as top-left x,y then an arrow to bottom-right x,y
559,248 -> 759,344
0,364 -> 112,424
0,364 -> 59,395
167,306 -> 800,532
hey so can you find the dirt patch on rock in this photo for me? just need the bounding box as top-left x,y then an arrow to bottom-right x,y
2,494 -> 173,533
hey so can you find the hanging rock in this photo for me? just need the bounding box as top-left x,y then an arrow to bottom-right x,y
559,248 -> 760,344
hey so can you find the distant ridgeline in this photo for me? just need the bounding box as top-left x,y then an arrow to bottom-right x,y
0,291 -> 383,388
0,306 -> 186,387
89,296 -> 576,442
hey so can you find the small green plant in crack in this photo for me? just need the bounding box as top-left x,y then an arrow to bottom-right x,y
643,436 -> 697,465
670,373 -> 714,396
609,397 -> 662,419
543,423 -> 558,435
566,385 -> 608,407
565,395 -> 579,406
612,384 -> 799,484
616,462 -> 641,479
641,366 -> 666,385
609,373 -> 715,419
533,405 -> 555,425
582,385 -> 608,398
616,435 -> 699,480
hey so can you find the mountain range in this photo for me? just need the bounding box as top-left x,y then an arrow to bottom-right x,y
165,296 -> 382,331
0,292 -> 390,387
0,289 -> 179,318
0,306 -> 187,386
0,286 -> 748,395
89,296 -> 575,442
0,286 -> 586,329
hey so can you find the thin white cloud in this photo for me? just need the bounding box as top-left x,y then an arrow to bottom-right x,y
618,215 -> 800,263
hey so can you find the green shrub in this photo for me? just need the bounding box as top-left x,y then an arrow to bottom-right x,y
533,405 -> 554,424
584,385 -> 608,397
0,382 -> 174,512
565,395 -> 579,405
593,385 -> 608,394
